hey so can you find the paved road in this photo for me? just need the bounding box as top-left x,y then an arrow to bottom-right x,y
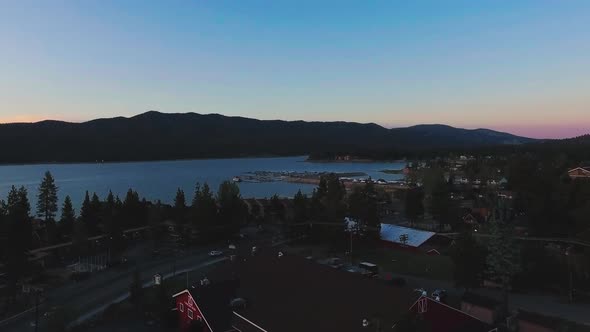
0,244 -> 224,332
1,228 -> 281,332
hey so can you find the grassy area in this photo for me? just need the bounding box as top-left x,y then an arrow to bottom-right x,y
354,248 -> 453,281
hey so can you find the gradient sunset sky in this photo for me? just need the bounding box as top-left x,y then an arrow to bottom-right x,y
1,1 -> 589,139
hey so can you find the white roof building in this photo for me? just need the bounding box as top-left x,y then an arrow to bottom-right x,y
379,224 -> 436,248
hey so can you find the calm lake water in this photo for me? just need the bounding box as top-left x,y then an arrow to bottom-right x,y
0,156 -> 404,209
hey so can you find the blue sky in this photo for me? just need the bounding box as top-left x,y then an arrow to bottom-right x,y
1,1 -> 589,138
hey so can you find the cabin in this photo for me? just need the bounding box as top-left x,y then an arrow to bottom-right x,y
568,167 -> 590,179
172,251 -> 494,332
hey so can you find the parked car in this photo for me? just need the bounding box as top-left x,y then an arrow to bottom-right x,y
209,250 -> 223,257
358,262 -> 379,277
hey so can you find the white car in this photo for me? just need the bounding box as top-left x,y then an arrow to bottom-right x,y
209,250 -> 223,257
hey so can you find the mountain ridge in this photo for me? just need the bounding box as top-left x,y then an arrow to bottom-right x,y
0,111 -> 537,164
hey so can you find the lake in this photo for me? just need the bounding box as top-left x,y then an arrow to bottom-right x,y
0,156 -> 405,209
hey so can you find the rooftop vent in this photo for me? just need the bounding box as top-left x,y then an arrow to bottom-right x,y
278,251 -> 284,258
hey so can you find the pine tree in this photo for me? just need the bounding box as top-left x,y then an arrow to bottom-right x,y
122,189 -> 143,228
450,231 -> 487,289
105,190 -> 115,216
486,222 -> 521,316
5,186 -> 32,300
192,182 -> 217,230
217,181 -> 246,232
59,195 -> 76,240
269,194 -> 284,222
174,188 -> 187,224
405,188 -> 424,225
293,190 -> 308,223
80,191 -> 91,223
37,171 -> 58,222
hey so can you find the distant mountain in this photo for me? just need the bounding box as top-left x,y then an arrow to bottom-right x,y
0,111 -> 535,164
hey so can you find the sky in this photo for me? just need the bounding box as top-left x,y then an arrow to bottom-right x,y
1,1 -> 589,139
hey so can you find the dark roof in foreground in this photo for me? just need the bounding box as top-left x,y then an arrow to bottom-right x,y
411,297 -> 494,332
197,251 -> 419,332
189,279 -> 240,332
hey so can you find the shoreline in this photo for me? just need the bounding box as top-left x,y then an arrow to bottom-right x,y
305,158 -> 405,164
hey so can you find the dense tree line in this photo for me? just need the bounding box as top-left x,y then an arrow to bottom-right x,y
0,172 -> 251,303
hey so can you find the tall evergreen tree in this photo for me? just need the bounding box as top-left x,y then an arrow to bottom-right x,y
423,167 -> 454,230
5,186 -> 32,300
405,188 -> 424,225
269,194 -> 284,222
59,195 -> 76,240
105,190 -> 116,216
321,173 -> 346,224
122,189 -> 143,228
192,182 -> 217,230
80,191 -> 92,227
293,190 -> 308,223
450,231 -> 487,289
217,181 -> 246,232
486,222 -> 521,316
347,181 -> 380,240
174,188 -> 187,224
37,171 -> 58,222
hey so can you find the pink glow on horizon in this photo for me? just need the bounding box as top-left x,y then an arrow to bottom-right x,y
0,114 -> 46,124
491,125 -> 590,139
0,114 -> 587,140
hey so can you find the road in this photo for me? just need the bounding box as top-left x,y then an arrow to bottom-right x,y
0,243 -> 225,332
1,227 -> 283,332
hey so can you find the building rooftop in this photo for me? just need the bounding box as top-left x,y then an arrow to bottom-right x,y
190,251 -> 419,332
380,224 -> 436,247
